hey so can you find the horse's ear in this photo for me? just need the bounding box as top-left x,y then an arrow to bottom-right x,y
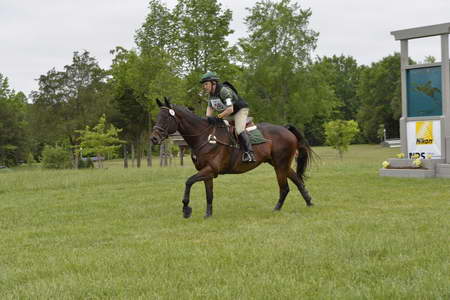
156,98 -> 164,107
164,97 -> 172,108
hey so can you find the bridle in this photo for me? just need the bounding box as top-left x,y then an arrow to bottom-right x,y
152,107 -> 180,140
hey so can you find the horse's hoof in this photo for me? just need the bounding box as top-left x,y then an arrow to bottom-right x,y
273,205 -> 282,211
204,214 -> 212,219
183,206 -> 192,218
307,202 -> 314,207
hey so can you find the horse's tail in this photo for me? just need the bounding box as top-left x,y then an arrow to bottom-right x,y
285,124 -> 314,182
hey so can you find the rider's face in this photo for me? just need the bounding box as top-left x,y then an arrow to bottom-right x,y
202,81 -> 214,94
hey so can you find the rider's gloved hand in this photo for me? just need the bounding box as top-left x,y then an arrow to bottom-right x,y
207,116 -> 223,125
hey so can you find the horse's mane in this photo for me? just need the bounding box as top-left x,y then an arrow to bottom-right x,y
173,104 -> 205,122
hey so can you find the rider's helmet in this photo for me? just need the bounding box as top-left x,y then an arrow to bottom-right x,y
199,71 -> 219,84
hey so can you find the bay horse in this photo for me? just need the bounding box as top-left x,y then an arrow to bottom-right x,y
150,97 -> 314,218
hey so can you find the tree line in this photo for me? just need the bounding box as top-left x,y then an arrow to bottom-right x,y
1,0 -> 405,167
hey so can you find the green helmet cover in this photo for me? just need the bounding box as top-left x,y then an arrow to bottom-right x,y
200,71 -> 219,83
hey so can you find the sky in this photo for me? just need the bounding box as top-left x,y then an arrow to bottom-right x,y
1,0 -> 450,97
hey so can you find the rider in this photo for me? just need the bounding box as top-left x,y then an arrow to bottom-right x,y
200,71 -> 256,163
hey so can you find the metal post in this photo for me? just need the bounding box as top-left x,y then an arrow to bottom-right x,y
400,39 -> 409,155
441,34 -> 450,162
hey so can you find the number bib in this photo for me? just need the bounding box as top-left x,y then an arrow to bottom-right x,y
209,97 -> 227,112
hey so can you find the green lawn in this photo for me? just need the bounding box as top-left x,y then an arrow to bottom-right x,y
0,145 -> 449,299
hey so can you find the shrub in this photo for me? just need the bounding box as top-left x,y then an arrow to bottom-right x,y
78,157 -> 95,169
85,157 -> 94,168
27,152 -> 36,167
78,158 -> 86,169
324,120 -> 359,159
41,145 -> 72,169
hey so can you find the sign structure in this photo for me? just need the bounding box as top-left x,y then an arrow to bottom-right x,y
382,23 -> 450,178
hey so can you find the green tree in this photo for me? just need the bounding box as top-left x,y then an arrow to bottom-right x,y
30,51 -> 112,160
0,74 -> 28,166
239,0 -> 336,128
109,46 -> 182,167
76,114 -> 123,168
136,0 -> 236,111
302,55 -> 361,145
324,120 -> 359,159
315,55 -> 362,120
356,53 -> 401,143
172,0 -> 235,75
423,55 -> 436,64
135,0 -> 179,58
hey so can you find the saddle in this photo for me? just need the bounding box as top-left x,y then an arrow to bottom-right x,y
214,117 -> 267,146
223,117 -> 257,138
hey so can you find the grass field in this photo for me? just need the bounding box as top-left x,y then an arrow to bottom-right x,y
0,145 -> 449,299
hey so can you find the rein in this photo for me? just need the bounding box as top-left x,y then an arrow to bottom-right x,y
154,106 -> 237,155
192,126 -> 239,154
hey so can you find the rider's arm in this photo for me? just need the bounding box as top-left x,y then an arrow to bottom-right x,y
218,106 -> 234,119
217,87 -> 234,118
206,105 -> 214,117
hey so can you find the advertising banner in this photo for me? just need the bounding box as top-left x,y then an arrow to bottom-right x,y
407,120 -> 441,159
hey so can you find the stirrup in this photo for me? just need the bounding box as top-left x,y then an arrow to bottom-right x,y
242,151 -> 256,163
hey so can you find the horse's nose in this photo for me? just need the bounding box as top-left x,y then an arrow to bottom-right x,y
150,136 -> 159,145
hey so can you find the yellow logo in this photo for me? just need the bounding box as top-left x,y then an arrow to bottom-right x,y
416,121 -> 433,144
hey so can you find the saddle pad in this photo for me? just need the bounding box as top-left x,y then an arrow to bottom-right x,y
247,128 -> 268,145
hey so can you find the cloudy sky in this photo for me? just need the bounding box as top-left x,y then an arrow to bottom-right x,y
1,0 -> 450,96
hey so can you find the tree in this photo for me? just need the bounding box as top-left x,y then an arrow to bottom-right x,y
324,120 -> 359,159
423,55 -> 436,64
302,55 -> 361,145
76,114 -> 123,168
0,74 -> 28,166
135,0 -> 178,58
109,46 -> 183,168
136,0 -> 236,111
30,51 -> 112,161
172,0 -> 235,75
238,0 -> 336,128
356,53 -> 401,143
315,55 -> 362,120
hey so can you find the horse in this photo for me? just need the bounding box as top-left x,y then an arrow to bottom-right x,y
150,97 -> 314,218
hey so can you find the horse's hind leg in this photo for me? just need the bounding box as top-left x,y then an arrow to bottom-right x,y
273,168 -> 290,211
287,169 -> 313,206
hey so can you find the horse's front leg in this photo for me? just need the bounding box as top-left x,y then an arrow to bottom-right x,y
204,178 -> 213,218
182,167 -> 214,218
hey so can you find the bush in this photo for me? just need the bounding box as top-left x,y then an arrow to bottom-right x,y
78,157 -> 95,169
85,157 -> 94,168
27,152 -> 36,167
78,158 -> 86,169
171,143 -> 179,157
324,120 -> 359,159
41,145 -> 72,169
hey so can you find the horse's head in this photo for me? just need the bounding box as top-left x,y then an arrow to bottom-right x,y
150,97 -> 179,145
